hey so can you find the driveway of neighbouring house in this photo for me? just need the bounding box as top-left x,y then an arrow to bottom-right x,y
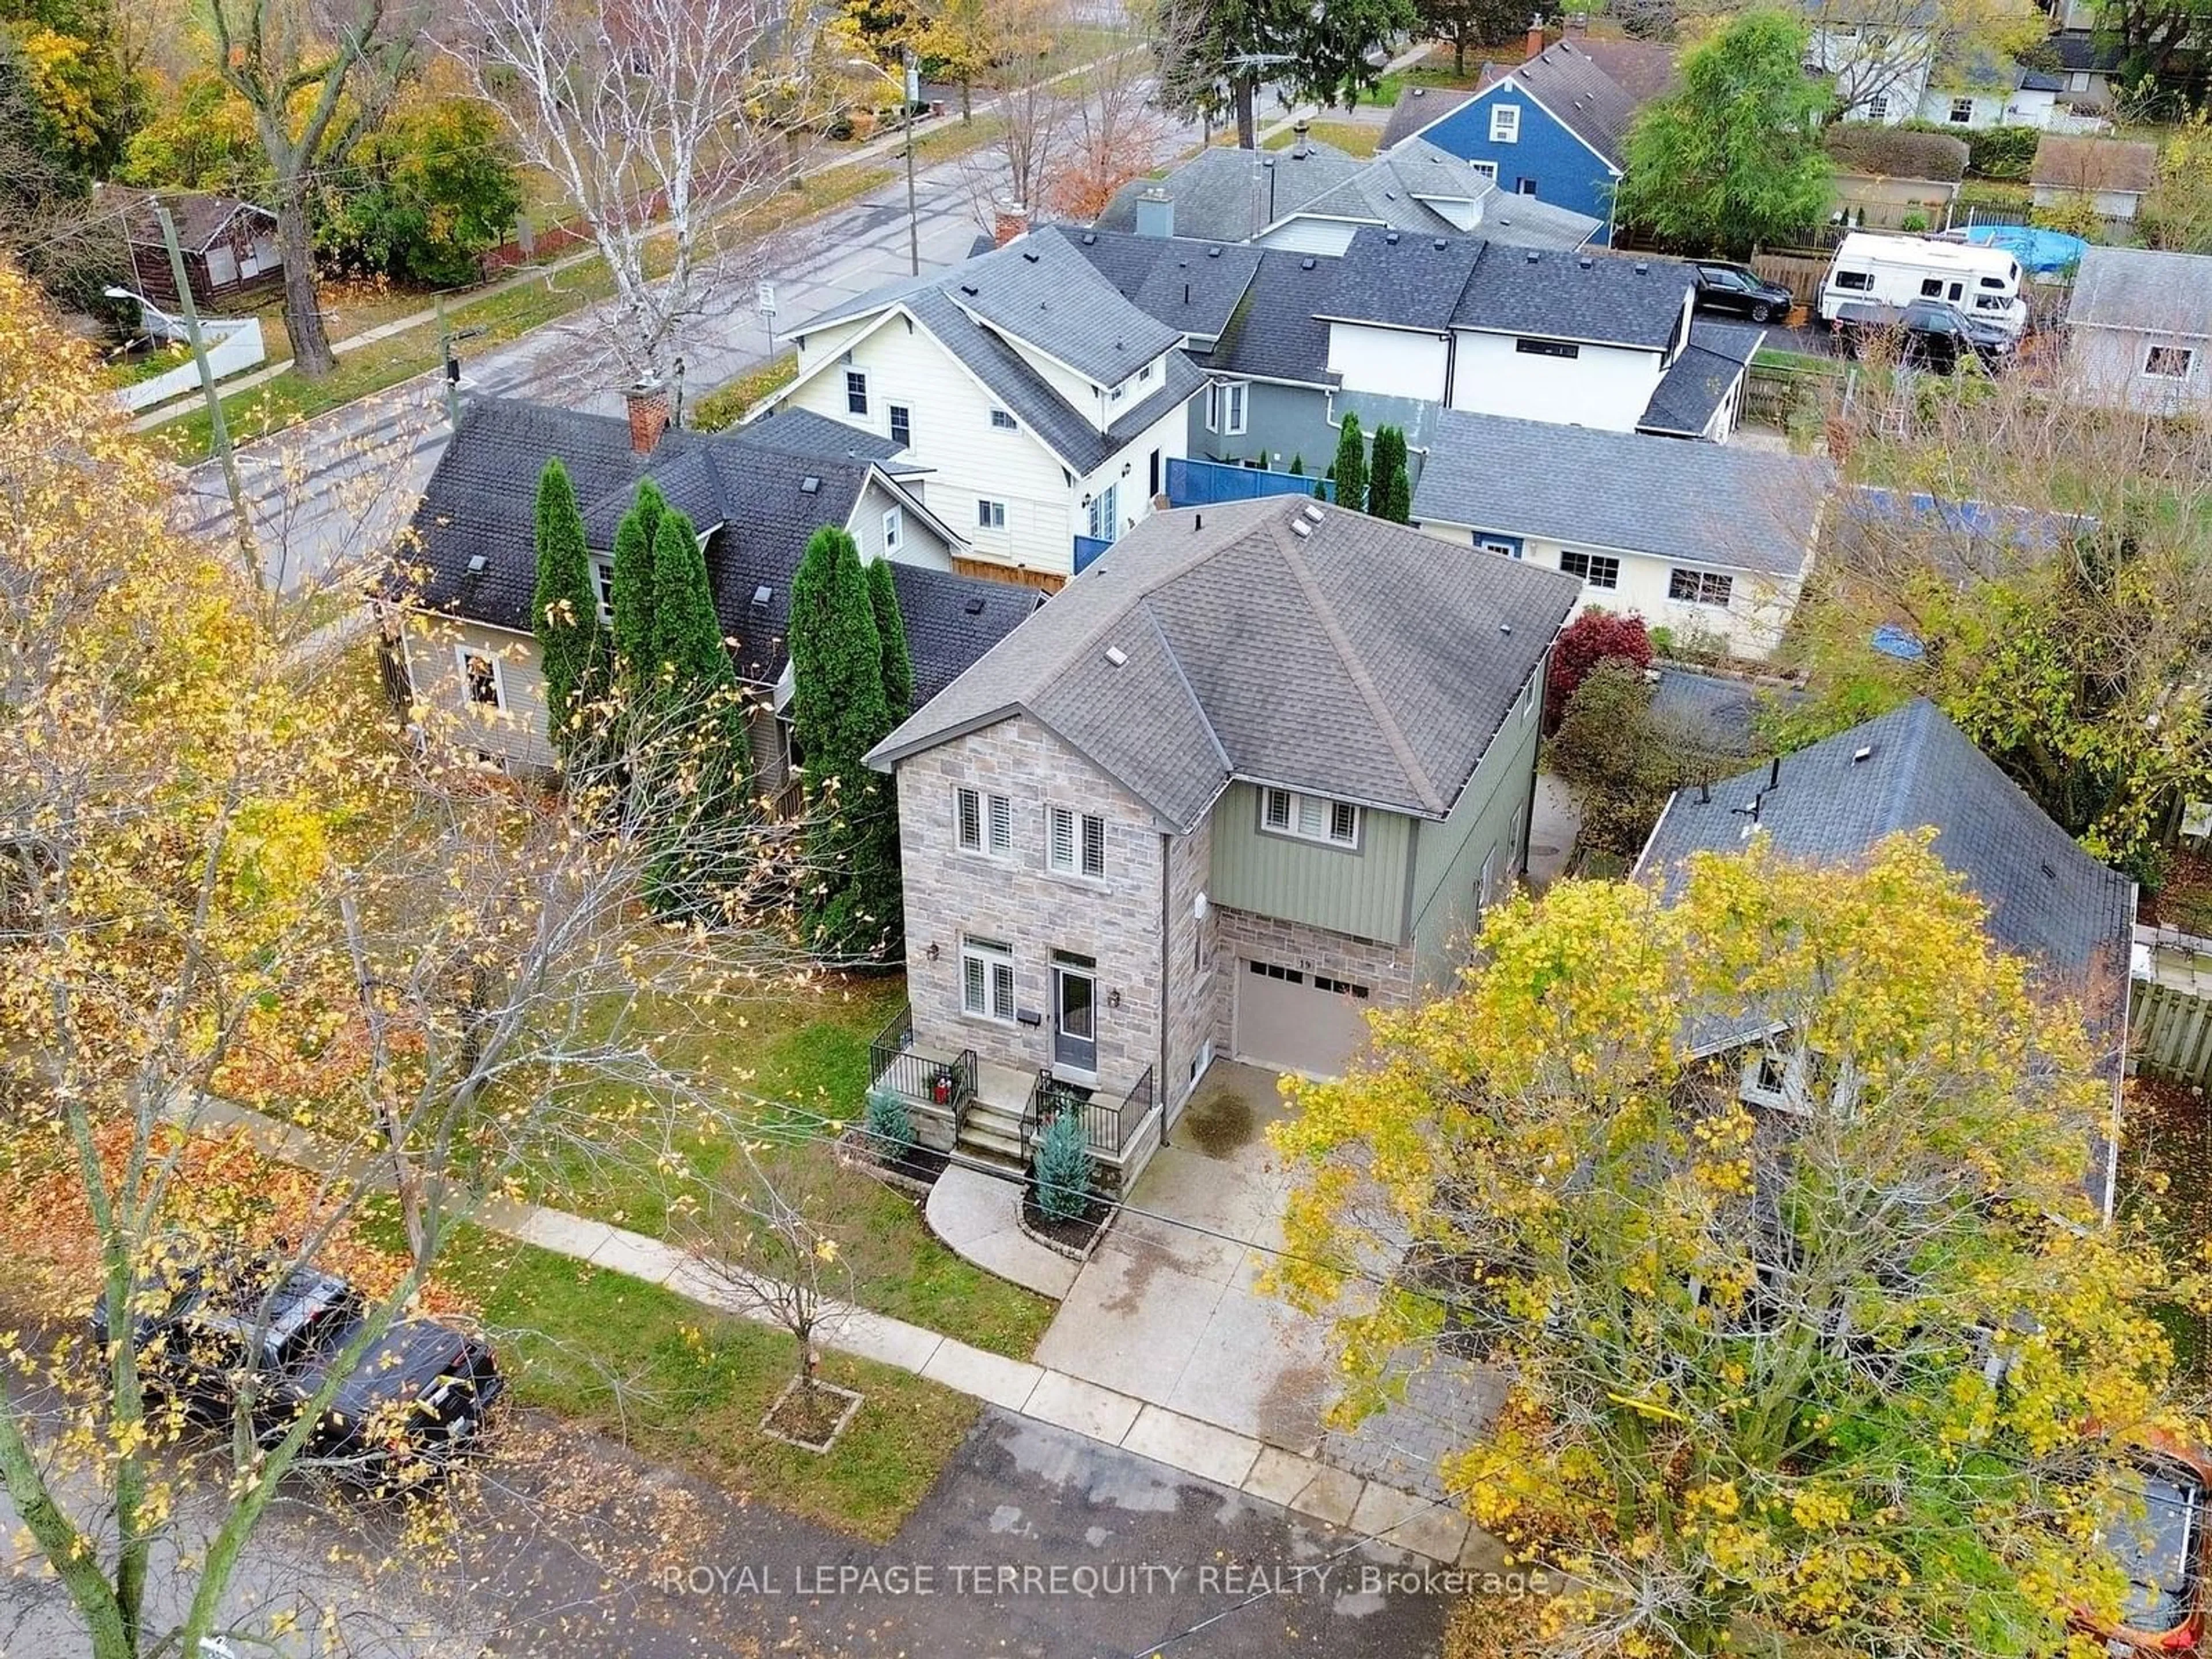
1037,1062 -> 1340,1453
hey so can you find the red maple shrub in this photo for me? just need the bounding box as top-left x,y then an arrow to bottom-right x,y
1546,611 -> 1654,733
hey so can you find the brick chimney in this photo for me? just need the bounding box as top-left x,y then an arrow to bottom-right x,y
624,377 -> 669,455
993,201 -> 1029,247
1525,14 -> 1546,58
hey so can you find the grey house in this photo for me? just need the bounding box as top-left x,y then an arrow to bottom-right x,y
2063,246 -> 2212,414
865,496 -> 1579,1185
1633,698 -> 2134,1215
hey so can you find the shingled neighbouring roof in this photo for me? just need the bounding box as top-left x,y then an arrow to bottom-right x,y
1414,407 -> 1832,576
115,188 -> 275,252
2032,134 -> 2158,195
1478,37 -> 1673,168
1094,142 -> 1367,240
392,396 -> 1029,700
1634,698 -> 2134,1043
1637,319 -> 1767,437
1452,237 -> 1691,347
1056,226 -> 1266,342
2067,245 -> 2212,339
869,498 -> 1580,830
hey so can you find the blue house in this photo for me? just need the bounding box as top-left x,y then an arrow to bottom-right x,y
1380,37 -> 1676,248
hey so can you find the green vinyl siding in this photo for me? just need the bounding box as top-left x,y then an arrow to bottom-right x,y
1408,672 -> 1545,987
1207,782 -> 1411,944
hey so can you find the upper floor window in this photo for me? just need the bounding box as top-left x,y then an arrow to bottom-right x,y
1048,805 -> 1106,878
956,786 -> 1013,856
1516,338 -> 1578,359
882,507 -> 903,554
1206,381 -> 1248,435
1520,672 -> 1538,724
1490,104 -> 1520,143
1261,787 -> 1359,848
589,554 -> 615,620
978,498 -> 1007,529
1558,549 -> 1620,589
1669,567 -> 1733,608
990,407 -> 1017,430
845,369 -> 869,415
888,403 -> 911,447
456,646 -> 505,711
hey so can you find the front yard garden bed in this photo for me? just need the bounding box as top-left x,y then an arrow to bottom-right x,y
832,1123 -> 946,1198
1019,1186 -> 1113,1260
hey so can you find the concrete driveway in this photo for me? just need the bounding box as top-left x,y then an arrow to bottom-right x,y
1037,1063 -> 1340,1453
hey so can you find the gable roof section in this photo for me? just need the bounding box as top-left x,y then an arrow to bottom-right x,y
951,233 -> 1181,383
1094,142 -> 1366,240
2066,245 -> 2212,339
869,498 -> 1580,828
1323,228 -> 1487,328
734,406 -> 912,465
1382,84 -> 1477,149
2032,134 -> 2158,195
1635,699 -> 2133,1040
118,188 -> 276,253
1478,39 -> 1655,170
1413,408 -> 1832,577
1637,320 -> 1766,437
1202,248 -> 1343,385
1053,226 -> 1266,341
1452,239 -> 1691,347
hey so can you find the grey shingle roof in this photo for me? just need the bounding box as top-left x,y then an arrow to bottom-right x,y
1323,228 -> 1486,329
1054,227 -> 1266,342
1453,239 -> 1692,347
2052,28 -> 2126,71
869,498 -> 1580,829
1201,249 -> 1341,385
735,406 -> 910,463
2032,134 -> 2158,195
2067,245 -> 2212,339
1381,85 -> 1475,150
1637,321 -> 1766,437
1472,194 -> 1606,251
952,234 -> 1182,384
1412,408 -> 1832,577
1635,698 -> 2133,1039
1094,142 -> 1366,240
393,397 -> 1017,702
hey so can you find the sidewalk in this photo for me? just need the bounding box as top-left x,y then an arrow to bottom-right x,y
191,1096 -> 1494,1569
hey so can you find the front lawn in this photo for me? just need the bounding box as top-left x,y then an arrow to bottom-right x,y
1263,120 -> 1382,159
434,1225 -> 979,1541
529,973 -> 1055,1362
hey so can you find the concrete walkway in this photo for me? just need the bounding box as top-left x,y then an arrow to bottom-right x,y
923,1163 -> 1078,1297
187,1096 -> 1490,1568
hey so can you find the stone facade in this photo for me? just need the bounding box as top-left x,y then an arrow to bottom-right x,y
895,714 -> 1168,1095
1160,812 -> 1218,1113
1207,904 -> 1418,1060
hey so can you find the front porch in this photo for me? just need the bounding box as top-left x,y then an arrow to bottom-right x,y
867,1003 -> 1164,1189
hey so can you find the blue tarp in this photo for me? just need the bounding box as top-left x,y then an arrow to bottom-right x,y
1960,224 -> 2090,275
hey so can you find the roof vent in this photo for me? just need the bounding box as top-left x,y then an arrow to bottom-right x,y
1022,249 -> 1040,263
466,554 -> 487,574
1104,645 -> 1128,668
1385,229 -> 1400,244
960,283 -> 978,296
1634,262 -> 1649,275
1499,622 -> 1512,634
800,475 -> 820,494
1302,503 -> 1324,524
1433,237 -> 1447,250
1851,744 -> 1873,764
1082,231 -> 1097,244
1290,518 -> 1312,538
1207,245 -> 1222,257
752,584 -> 773,606
964,596 -> 986,615
1301,256 -> 1316,270
1525,248 -> 1540,263
1578,255 -> 1593,269
2040,859 -> 2059,880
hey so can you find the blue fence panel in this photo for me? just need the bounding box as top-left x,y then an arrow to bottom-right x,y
1073,534 -> 1112,572
1166,457 -> 1332,509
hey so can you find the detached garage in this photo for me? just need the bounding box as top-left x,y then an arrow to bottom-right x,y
1233,958 -> 1374,1078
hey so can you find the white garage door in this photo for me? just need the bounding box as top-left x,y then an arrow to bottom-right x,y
1233,959 -> 1373,1078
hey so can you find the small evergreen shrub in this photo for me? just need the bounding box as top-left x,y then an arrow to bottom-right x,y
863,1083 -> 916,1157
1032,1110 -> 1094,1222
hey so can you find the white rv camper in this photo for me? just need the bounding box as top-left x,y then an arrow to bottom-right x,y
1817,233 -> 2028,336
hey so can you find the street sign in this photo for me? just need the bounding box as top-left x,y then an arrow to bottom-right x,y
756,281 -> 777,316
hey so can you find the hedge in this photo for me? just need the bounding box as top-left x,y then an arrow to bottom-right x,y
1900,120 -> 2041,180
1824,123 -> 1969,183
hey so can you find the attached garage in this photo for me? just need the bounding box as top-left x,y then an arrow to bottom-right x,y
1232,958 -> 1373,1078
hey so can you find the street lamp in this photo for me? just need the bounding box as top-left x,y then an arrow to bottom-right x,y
850,52 -> 922,276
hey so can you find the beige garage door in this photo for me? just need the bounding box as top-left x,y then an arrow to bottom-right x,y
1233,959 -> 1373,1078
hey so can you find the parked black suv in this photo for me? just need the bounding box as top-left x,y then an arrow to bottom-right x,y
92,1245 -> 501,1482
1831,298 -> 2016,373
1691,262 -> 1795,324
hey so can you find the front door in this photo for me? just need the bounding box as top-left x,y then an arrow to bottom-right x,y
1053,955 -> 1097,1074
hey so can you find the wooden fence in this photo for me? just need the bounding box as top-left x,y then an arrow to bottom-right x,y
2134,927 -> 2212,1088
1749,250 -> 1834,310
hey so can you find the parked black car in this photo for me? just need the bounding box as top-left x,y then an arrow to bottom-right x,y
91,1245 -> 501,1482
1831,298 -> 2016,373
1691,262 -> 1796,324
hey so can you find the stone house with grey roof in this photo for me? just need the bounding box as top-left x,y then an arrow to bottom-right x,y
1412,406 -> 1834,658
863,497 -> 1578,1184
1632,698 -> 2134,1217
2062,246 -> 2212,414
385,392 -> 1038,783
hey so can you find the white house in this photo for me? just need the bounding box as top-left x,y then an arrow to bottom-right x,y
2063,245 -> 2212,414
766,232 -> 1204,589
1411,408 -> 1835,660
1802,0 -> 1940,123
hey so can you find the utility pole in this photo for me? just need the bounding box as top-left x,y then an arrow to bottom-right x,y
903,50 -> 921,277
436,294 -> 487,428
155,203 -> 259,595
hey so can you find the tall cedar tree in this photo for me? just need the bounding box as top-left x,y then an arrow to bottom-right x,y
1157,0 -> 1413,149
530,459 -> 605,759
866,556 -> 915,722
1381,465 -> 1412,527
1366,425 -> 1408,521
641,505 -> 752,913
789,527 -> 902,961
1331,413 -> 1366,520
611,478 -> 666,678
1611,10 -> 1835,256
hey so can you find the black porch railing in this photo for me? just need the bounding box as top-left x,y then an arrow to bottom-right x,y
1022,1065 -> 1153,1160
866,1002 -> 975,1130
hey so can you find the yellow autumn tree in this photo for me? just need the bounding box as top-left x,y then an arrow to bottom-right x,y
1274,835 -> 2199,1657
0,257 -> 810,1658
